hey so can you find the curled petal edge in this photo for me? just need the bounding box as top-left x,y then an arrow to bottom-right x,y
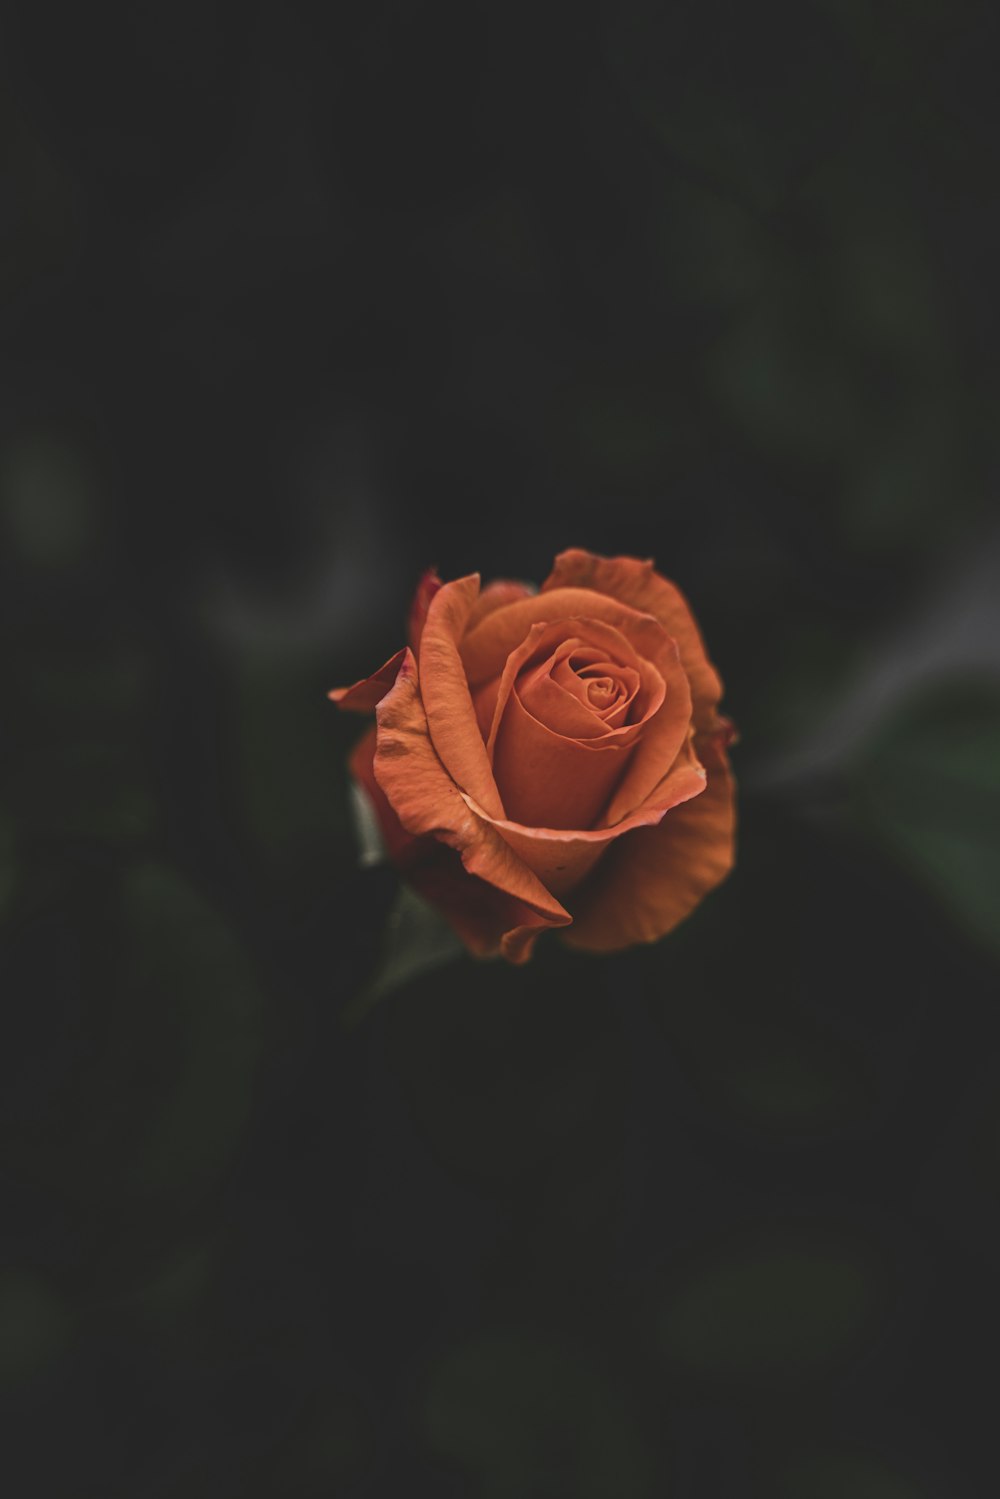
372,647 -> 571,961
419,574 -> 506,820
407,568 -> 443,653
460,735 -> 708,897
329,649 -> 408,713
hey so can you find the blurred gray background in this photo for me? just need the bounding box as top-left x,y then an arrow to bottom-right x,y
2,2 -> 999,1495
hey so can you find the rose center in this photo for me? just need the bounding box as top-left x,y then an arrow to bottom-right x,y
586,676 -> 616,704
561,651 -> 638,726
477,620 -> 671,833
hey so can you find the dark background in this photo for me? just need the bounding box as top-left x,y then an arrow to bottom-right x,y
3,2 -> 1000,1494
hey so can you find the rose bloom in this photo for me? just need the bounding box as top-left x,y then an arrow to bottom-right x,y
331,549 -> 735,962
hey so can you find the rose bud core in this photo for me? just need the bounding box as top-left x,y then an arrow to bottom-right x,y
331,549 -> 736,963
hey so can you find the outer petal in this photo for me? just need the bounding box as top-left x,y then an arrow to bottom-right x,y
349,727 -> 554,963
348,725 -> 422,868
329,649 -> 407,713
408,568 -> 442,653
412,854 -> 571,964
466,577 -> 536,631
419,574 -> 506,820
372,648 -> 571,954
564,734 -> 736,952
543,549 -> 723,730
461,736 -> 708,897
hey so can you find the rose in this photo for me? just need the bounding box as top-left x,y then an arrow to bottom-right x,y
331,549 -> 735,963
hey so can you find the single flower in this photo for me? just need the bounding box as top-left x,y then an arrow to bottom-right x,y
331,549 -> 736,962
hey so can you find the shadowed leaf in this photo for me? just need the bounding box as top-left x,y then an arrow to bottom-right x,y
343,884 -> 464,1026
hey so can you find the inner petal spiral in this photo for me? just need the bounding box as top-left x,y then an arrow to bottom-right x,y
518,639 -> 641,740
477,617 -> 668,830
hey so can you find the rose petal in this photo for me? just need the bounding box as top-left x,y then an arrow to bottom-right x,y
520,643 -> 610,739
479,611 -> 693,833
348,724 -> 422,868
492,686 -> 632,830
472,675 -> 503,741
543,549 -> 724,729
405,849 -> 563,963
482,616 -> 671,829
461,737 -> 708,896
329,649 -> 408,713
408,568 -> 442,653
520,644 -> 642,739
466,577 -> 536,631
419,574 -> 505,819
373,647 -> 571,951
350,726 -> 564,963
565,735 -> 736,951
569,658 -> 640,727
461,587 -> 670,686
485,618 -> 659,759
598,636 -> 693,828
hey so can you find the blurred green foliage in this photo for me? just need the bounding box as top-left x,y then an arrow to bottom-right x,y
423,1329 -> 654,1498
0,1271 -> 71,1388
660,1238 -> 878,1380
274,1388 -> 375,1496
119,862 -> 264,1201
778,1447 -> 927,1499
234,653 -> 349,864
385,955 -> 629,1220
10,643 -> 155,847
2,434 -> 99,571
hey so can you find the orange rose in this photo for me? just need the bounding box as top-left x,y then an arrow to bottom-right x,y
331,549 -> 736,962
